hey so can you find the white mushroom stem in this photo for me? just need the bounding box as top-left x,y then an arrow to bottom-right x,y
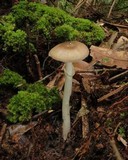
62,62 -> 75,140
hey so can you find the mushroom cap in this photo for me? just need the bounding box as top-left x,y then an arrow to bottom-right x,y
49,41 -> 89,62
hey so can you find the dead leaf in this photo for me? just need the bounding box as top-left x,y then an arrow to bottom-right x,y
72,79 -> 81,92
90,45 -> 128,69
113,36 -> 128,50
82,76 -> 93,93
107,32 -> 118,48
8,121 -> 38,137
47,72 -> 64,89
73,60 -> 94,72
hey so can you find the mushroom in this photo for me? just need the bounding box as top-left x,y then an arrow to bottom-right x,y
49,41 -> 89,140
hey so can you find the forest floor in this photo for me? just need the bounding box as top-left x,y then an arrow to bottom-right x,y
0,3 -> 128,160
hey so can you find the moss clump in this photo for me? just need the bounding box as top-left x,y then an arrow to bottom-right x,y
7,91 -> 46,123
0,69 -> 27,89
26,82 -> 60,106
54,24 -> 80,41
2,29 -> 27,52
7,82 -> 60,123
0,1 -> 105,54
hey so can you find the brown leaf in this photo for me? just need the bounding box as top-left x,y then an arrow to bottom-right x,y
90,45 -> 128,69
73,60 -> 94,72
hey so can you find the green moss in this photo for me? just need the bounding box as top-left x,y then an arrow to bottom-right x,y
7,82 -> 60,123
2,29 -> 27,52
0,69 -> 27,89
0,70 -> 60,123
0,2 -> 105,53
12,1 -> 105,43
54,24 -> 80,41
7,91 -> 46,123
26,82 -> 60,106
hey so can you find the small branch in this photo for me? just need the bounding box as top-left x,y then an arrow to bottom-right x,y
101,20 -> 128,28
107,0 -> 117,18
109,70 -> 128,83
73,0 -> 87,15
0,123 -> 7,143
26,54 -> 35,79
97,84 -> 128,102
33,54 -> 43,80
110,96 -> 128,109
110,138 -> 124,160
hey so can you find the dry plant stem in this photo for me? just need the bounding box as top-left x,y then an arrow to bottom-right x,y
62,62 -> 75,140
110,138 -> 124,160
101,20 -> 128,28
107,0 -> 117,18
74,0 -> 86,15
33,54 -> 43,80
26,54 -> 35,79
109,70 -> 128,82
0,123 -> 7,143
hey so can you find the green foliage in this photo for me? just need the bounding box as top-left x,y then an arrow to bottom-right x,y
118,127 -> 126,137
0,69 -> 60,123
7,82 -> 60,123
54,24 -> 79,41
57,0 -> 74,13
116,0 -> 128,11
2,29 -> 27,52
0,1 -> 105,53
0,13 -> 27,53
7,91 -> 46,123
0,14 -> 15,37
26,82 -> 60,106
0,69 -> 27,89
11,1 -> 29,25
95,0 -> 128,11
120,112 -> 128,119
34,4 -> 105,44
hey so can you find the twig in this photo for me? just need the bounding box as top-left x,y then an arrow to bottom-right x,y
73,0 -> 87,15
107,0 -> 117,18
101,20 -> 128,28
33,54 -> 43,80
26,54 -> 35,79
0,123 -> 7,143
97,84 -> 128,102
109,70 -> 128,82
110,138 -> 124,160
32,110 -> 47,120
109,96 -> 128,109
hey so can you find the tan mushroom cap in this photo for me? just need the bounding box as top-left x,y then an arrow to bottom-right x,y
49,41 -> 89,62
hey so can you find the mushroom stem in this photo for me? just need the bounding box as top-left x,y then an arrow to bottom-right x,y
62,62 -> 75,140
